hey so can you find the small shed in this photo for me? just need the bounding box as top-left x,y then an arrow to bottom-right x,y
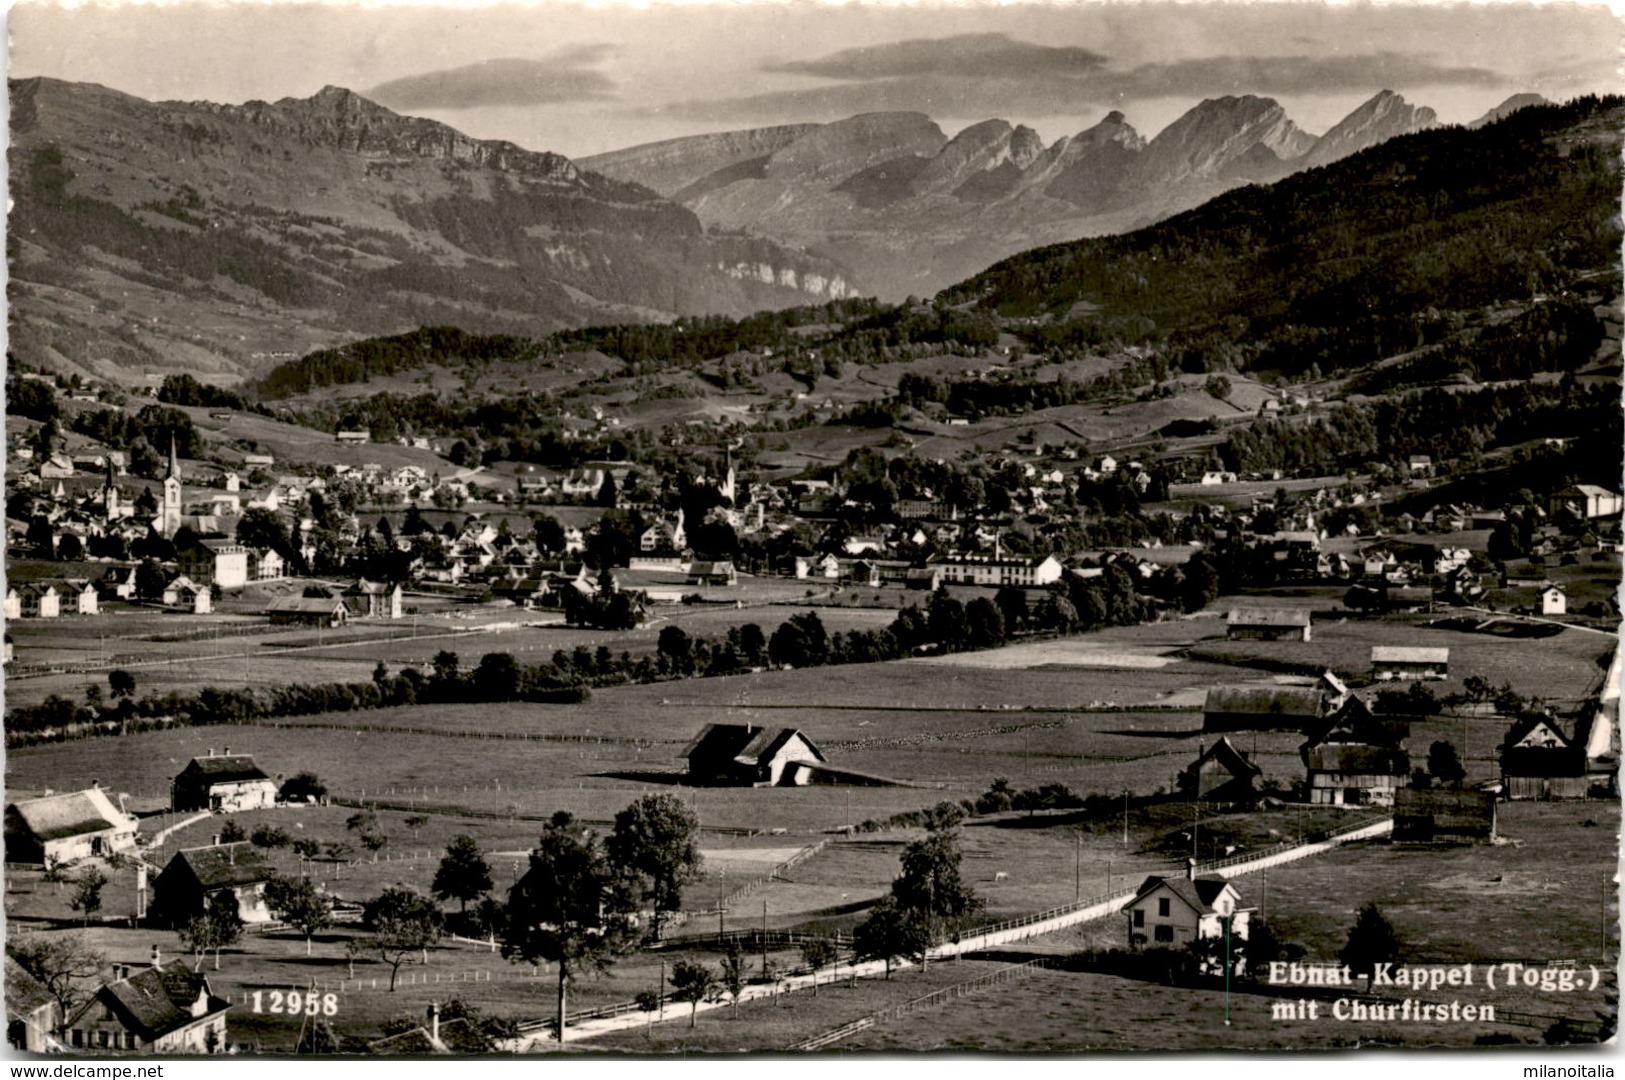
686,561 -> 738,587
684,724 -> 826,787
1392,787 -> 1498,843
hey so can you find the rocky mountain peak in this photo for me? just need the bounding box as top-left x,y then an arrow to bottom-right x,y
1301,89 -> 1437,168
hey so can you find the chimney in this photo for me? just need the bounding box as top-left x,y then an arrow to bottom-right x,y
223,747 -> 230,756
91,778 -> 101,790
212,834 -> 221,847
208,748 -> 215,758
150,944 -> 162,969
426,1002 -> 440,1044
1186,858 -> 1197,881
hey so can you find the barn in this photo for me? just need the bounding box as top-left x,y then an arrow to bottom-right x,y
684,724 -> 826,787
1226,607 -> 1312,642
1371,646 -> 1450,681
4,788 -> 138,866
1300,697 -> 1410,806
1202,687 -> 1324,732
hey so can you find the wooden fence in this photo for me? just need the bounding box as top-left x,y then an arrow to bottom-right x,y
788,959 -> 1053,1051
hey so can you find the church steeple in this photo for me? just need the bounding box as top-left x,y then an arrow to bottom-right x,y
166,434 -> 181,481
159,434 -> 183,538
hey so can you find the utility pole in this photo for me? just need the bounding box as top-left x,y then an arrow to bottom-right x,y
762,898 -> 769,976
1122,789 -> 1129,848
1074,833 -> 1081,901
659,958 -> 666,1020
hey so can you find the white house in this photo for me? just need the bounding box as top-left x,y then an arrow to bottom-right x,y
1122,870 -> 1251,968
4,787 -> 139,866
929,553 -> 1063,587
1540,583 -> 1567,616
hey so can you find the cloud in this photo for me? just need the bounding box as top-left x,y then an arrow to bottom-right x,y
765,33 -> 1107,82
664,46 -> 1505,125
367,52 -> 618,110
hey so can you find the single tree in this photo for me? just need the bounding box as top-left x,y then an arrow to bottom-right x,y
263,874 -> 334,956
888,829 -> 983,966
668,960 -> 716,1028
1339,902 -> 1402,985
719,940 -> 748,1014
346,809 -> 378,835
501,816 -> 637,1043
107,669 -> 137,700
634,989 -> 661,1034
179,893 -> 243,970
363,886 -> 444,991
800,937 -> 838,996
1427,740 -> 1467,787
606,794 -> 702,939
9,932 -> 105,1022
281,771 -> 327,804
218,820 -> 246,844
433,835 -> 494,914
404,814 -> 429,840
292,838 -> 322,861
68,869 -> 109,926
251,824 -> 291,849
852,896 -> 929,978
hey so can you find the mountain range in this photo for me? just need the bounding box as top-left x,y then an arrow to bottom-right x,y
584,90 -> 1543,301
7,77 -> 1550,386
7,78 -> 856,385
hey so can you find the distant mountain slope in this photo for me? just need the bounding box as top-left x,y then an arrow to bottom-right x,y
6,78 -> 859,385
941,96 -> 1624,378
583,89 -> 1501,301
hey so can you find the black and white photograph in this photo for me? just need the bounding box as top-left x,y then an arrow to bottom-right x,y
3,0 -> 1622,1063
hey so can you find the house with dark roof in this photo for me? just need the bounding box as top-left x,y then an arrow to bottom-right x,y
171,750 -> 277,813
1498,708 -> 1614,800
1121,870 -> 1251,968
1226,607 -> 1312,642
685,560 -> 738,587
684,724 -> 826,787
367,1004 -> 486,1055
1371,646 -> 1449,681
5,787 -> 138,866
7,956 -> 59,1053
345,579 -> 403,619
1300,697 -> 1410,807
1202,687 -> 1324,733
266,595 -> 349,627
63,957 -> 229,1054
1179,738 -> 1263,803
1393,787 -> 1498,843
150,842 -> 275,928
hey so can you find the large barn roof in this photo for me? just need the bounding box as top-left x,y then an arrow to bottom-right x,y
7,788 -> 130,842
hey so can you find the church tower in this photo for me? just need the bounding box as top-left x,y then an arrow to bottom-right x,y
102,458 -> 121,522
159,435 -> 183,538
719,447 -> 736,506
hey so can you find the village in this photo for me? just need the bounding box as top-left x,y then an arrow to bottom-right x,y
4,361 -> 1621,1055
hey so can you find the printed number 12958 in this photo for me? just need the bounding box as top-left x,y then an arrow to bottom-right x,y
251,990 -> 339,1016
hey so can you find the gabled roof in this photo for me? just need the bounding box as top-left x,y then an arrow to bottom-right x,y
1371,646 -> 1449,664
1502,713 -> 1573,751
6,956 -> 55,1017
1301,696 -> 1409,757
1124,874 -> 1235,916
1227,607 -> 1311,627
178,754 -> 271,785
345,578 -> 400,596
7,788 -> 131,842
267,596 -> 348,615
1190,737 -> 1262,781
684,724 -> 825,767
166,842 -> 275,889
1203,687 -> 1323,718
74,965 -> 226,1042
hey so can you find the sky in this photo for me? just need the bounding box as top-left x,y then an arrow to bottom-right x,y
7,0 -> 1623,160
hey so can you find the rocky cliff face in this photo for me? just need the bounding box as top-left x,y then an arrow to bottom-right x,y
762,112 -> 948,183
6,78 -> 859,384
579,122 -> 823,197
1470,93 -> 1553,129
1300,90 -> 1438,168
1131,95 -> 1315,186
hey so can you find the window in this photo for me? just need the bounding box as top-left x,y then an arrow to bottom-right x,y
97,1031 -> 110,1048
1133,909 -> 1144,927
1157,898 -> 1170,917
71,1029 -> 84,1048
1155,924 -> 1175,943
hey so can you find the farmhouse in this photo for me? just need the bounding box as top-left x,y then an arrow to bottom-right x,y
165,578 -> 212,615
50,580 -> 100,616
150,842 -> 275,927
62,955 -> 229,1054
686,560 -> 738,587
1202,687 -> 1324,733
1498,708 -> 1614,800
1300,697 -> 1410,806
929,552 -> 1063,587
4,787 -> 139,866
1392,787 -> 1498,843
10,584 -> 60,619
1371,646 -> 1449,681
685,724 -> 826,787
7,957 -> 58,1053
1539,583 -> 1567,616
267,595 -> 350,627
345,579 -> 404,619
171,750 -> 278,813
1226,607 -> 1312,642
1180,738 -> 1263,803
1122,870 -> 1251,967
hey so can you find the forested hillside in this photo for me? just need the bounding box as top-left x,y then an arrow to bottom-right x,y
943,96 -> 1623,378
